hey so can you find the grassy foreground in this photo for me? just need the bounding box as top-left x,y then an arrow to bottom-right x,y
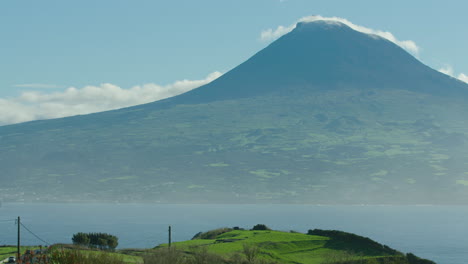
0,246 -> 17,260
8,227 -> 435,264
0,246 -> 38,260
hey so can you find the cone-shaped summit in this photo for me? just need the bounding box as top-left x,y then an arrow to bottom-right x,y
1,21 -> 468,204
169,20 -> 467,104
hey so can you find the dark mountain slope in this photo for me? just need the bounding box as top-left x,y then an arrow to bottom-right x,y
172,21 -> 468,103
1,21 -> 468,203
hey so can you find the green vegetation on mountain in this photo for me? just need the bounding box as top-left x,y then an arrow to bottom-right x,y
2,88 -> 468,204
1,21 -> 468,203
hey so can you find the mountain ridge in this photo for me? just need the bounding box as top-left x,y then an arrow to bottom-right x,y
2,21 -> 467,128
172,20 -> 467,104
1,20 -> 468,204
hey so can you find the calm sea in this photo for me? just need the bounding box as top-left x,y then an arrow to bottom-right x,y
0,203 -> 466,264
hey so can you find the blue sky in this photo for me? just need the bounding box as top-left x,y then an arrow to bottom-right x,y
1,0 -> 467,124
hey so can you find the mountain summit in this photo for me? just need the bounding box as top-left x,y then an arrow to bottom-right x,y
1,21 -> 468,204
172,20 -> 467,104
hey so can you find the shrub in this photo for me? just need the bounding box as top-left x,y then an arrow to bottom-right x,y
143,246 -> 280,264
143,248 -> 188,264
191,232 -> 203,240
406,253 -> 436,264
242,244 -> 259,263
144,248 -> 227,264
49,248 -> 125,264
191,228 -> 233,240
188,247 -> 225,264
251,224 -> 271,231
307,229 -> 400,255
319,251 -> 360,264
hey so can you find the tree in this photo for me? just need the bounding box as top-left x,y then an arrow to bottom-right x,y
251,224 -> 271,231
98,238 -> 108,250
242,244 -> 259,263
106,235 -> 119,250
71,232 -> 118,250
72,232 -> 90,246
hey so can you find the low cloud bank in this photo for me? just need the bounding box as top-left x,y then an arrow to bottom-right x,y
0,72 -> 222,125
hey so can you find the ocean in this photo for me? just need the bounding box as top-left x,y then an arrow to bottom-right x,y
0,203 -> 466,264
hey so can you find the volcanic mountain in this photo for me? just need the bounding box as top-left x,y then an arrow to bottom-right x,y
2,21 -> 468,204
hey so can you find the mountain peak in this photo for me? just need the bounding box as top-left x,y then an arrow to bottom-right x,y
172,20 -> 467,104
293,20 -> 386,45
295,20 -> 349,30
3,20 -> 468,204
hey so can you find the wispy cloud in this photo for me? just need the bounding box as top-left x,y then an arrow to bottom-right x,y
438,65 -> 454,76
14,83 -> 63,89
260,15 -> 420,56
0,72 -> 222,125
458,73 -> 468,83
438,65 -> 468,83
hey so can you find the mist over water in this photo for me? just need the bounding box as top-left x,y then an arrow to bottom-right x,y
0,203 -> 467,264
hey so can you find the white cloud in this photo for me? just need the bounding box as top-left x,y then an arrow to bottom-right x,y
458,73 -> 468,83
14,83 -> 62,89
438,65 -> 454,76
260,25 -> 293,42
438,65 -> 468,83
260,15 -> 420,56
0,72 -> 222,125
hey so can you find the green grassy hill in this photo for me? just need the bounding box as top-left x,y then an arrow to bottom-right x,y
148,227 -> 434,264
2,228 -> 436,264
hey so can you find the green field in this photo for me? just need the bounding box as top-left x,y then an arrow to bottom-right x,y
0,246 -> 38,261
0,245 -> 142,264
148,228 -> 432,264
1,227 -> 435,264
162,230 -> 334,263
0,247 -> 15,261
82,250 -> 143,264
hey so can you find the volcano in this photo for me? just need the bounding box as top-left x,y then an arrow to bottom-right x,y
2,21 -> 468,204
